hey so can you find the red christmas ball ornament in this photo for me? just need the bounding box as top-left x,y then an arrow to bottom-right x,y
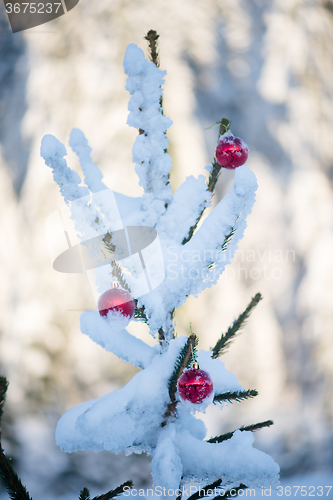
215,134 -> 249,170
98,287 -> 135,320
177,365 -> 213,404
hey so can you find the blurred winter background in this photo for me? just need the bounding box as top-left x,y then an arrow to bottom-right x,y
1,0 -> 333,497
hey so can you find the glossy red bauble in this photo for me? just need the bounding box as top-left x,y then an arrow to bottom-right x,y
215,134 -> 249,170
177,366 -> 213,404
98,288 -> 135,319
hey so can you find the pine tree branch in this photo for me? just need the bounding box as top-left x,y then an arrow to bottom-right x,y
168,335 -> 198,397
145,30 -> 160,67
162,335 -> 198,424
211,293 -> 262,359
213,389 -> 258,404
101,232 -> 116,254
207,158 -> 222,194
79,487 -> 91,500
187,479 -> 222,500
213,484 -> 247,499
182,119 -> 232,245
221,226 -> 237,253
0,376 -> 8,422
92,480 -> 133,500
110,260 -> 131,293
0,376 -> 33,500
207,420 -> 274,444
0,452 -> 33,500
133,300 -> 148,323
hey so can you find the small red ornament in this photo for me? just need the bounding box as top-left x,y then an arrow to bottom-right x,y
98,287 -> 135,319
177,365 -> 213,404
215,134 -> 249,170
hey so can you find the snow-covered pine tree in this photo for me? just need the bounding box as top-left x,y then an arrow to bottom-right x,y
40,31 -> 280,497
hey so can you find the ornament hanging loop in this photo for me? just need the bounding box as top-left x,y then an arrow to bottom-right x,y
189,323 -> 199,369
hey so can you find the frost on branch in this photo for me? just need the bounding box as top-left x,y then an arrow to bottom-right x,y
42,38 -> 279,493
124,44 -> 173,225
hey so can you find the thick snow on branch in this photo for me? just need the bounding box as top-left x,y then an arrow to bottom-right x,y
41,134 -> 89,203
156,175 -> 211,244
124,44 -> 173,221
69,128 -> 106,193
55,338 -> 246,456
46,39 -> 280,492
177,429 -> 279,488
151,426 -> 183,494
56,336 -> 188,453
140,165 -> 258,333
80,311 -> 157,369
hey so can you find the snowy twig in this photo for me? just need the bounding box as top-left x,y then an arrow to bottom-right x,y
124,42 -> 173,219
211,293 -> 263,358
80,311 -> 156,369
207,420 -> 274,444
69,128 -> 106,193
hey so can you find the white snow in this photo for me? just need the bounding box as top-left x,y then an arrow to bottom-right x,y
80,311 -> 157,369
42,42 -> 279,491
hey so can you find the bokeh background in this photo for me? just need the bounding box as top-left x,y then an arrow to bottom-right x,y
1,0 -> 333,497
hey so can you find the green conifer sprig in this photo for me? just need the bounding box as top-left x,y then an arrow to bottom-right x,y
182,118 -> 232,245
207,118 -> 231,193
187,479 -> 222,500
0,451 -> 33,500
0,376 -> 8,421
1,376 -> 133,500
211,293 -> 262,359
79,487 -> 91,500
187,482 -> 247,500
133,300 -> 148,323
214,484 -> 247,500
145,30 -> 160,68
91,480 -> 133,500
110,260 -> 131,293
221,226 -> 237,253
213,389 -> 258,404
168,334 -> 198,396
162,335 -> 198,424
207,420 -> 274,444
0,376 -> 34,500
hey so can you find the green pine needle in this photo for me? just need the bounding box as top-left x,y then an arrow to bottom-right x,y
211,293 -> 262,359
110,260 -> 131,293
0,452 -> 33,500
168,335 -> 198,396
79,487 -> 91,500
213,389 -> 258,404
0,376 -> 33,500
221,226 -> 237,253
0,376 -> 8,422
187,479 -> 222,500
133,300 -> 148,323
207,420 -> 274,444
215,484 -> 247,499
92,480 -> 133,500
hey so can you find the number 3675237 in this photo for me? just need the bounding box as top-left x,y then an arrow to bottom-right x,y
5,3 -> 62,14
